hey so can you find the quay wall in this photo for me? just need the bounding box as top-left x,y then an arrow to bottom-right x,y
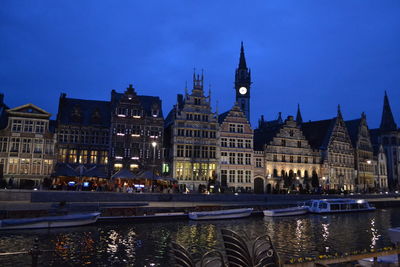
0,190 -> 399,204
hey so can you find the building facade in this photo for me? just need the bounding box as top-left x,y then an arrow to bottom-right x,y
255,115 -> 321,193
345,113 -> 374,192
0,103 -> 56,188
165,73 -> 218,191
54,94 -> 110,183
110,85 -> 164,176
219,103 -> 253,193
302,107 -> 355,191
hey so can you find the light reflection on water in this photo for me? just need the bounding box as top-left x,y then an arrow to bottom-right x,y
0,208 -> 399,266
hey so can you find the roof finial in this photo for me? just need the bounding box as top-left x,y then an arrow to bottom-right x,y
337,104 -> 342,118
296,103 -> 303,124
238,41 -> 247,69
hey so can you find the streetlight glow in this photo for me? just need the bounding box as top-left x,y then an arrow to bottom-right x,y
152,141 -> 157,148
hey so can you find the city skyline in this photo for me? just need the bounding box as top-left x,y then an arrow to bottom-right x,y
1,1 -> 400,128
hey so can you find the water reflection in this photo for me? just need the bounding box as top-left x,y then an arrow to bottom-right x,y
0,208 -> 398,266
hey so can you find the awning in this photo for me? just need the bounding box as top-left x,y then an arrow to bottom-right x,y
135,170 -> 161,180
84,166 -> 108,178
52,163 -> 79,177
159,177 -> 178,182
111,169 -> 136,179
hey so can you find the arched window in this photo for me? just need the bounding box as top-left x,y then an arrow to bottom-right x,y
304,170 -> 309,178
281,170 -> 285,177
297,170 -> 301,177
273,169 -> 278,177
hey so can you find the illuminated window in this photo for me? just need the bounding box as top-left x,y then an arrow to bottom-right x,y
114,163 -> 123,171
69,149 -> 77,163
90,151 -> 98,164
79,150 -> 88,164
130,164 -> 138,171
20,159 -> 30,174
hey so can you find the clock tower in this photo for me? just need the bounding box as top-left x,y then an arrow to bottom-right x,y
235,42 -> 251,122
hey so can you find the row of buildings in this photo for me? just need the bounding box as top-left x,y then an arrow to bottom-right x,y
0,44 -> 398,193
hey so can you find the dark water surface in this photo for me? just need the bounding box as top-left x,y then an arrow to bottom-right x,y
1,208 -> 400,266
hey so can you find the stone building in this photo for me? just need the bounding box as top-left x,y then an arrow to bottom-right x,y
255,113 -> 321,193
54,93 -> 110,184
372,144 -> 388,190
345,113 -> 374,191
110,85 -> 164,176
165,73 -> 218,191
218,103 -> 253,193
0,103 -> 56,188
302,106 -> 355,191
370,92 -> 399,190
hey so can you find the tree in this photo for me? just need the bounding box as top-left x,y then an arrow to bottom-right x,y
311,171 -> 319,188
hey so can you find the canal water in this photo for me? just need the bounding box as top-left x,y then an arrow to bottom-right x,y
1,207 -> 400,266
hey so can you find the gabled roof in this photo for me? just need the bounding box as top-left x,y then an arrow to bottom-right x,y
57,96 -> 111,127
345,119 -> 361,148
301,118 -> 335,149
253,123 -> 282,151
7,103 -> 51,118
380,91 -> 397,132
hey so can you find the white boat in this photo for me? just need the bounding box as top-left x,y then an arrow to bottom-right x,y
0,212 -> 101,230
263,206 -> 309,217
358,255 -> 398,266
188,208 -> 253,220
300,199 -> 375,214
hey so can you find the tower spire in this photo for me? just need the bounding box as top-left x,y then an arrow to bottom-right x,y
380,91 -> 398,131
239,41 -> 247,69
337,104 -> 342,118
296,103 -> 303,124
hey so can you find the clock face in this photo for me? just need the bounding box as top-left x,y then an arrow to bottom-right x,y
239,87 -> 247,95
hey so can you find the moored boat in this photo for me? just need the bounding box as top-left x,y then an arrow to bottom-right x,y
388,227 -> 400,245
0,212 -> 101,230
188,208 -> 253,220
263,206 -> 308,217
300,199 -> 375,214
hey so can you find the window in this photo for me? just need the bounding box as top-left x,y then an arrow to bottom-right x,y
256,158 -> 262,168
281,139 -> 286,146
10,138 -> 20,152
290,156 -> 293,163
32,160 -> 41,175
90,151 -> 98,164
202,131 -> 208,138
44,140 -> 53,154
229,139 -> 235,147
245,153 -> 251,165
79,150 -> 88,164
12,120 -> 22,132
305,157 -> 308,163
8,158 -> 19,174
237,125 -> 244,133
23,121 -> 33,132
100,151 -> 108,165
194,130 -> 200,137
221,152 -> 228,163
35,121 -> 46,133
114,163 -> 123,171
194,98 -> 201,105
297,141 -> 301,148
22,139 -> 31,153
201,146 -> 209,158
0,137 -> 8,152
186,130 -> 192,137
185,145 -> 192,157
237,153 -> 244,165
210,147 -> 216,158
229,124 -> 236,132
221,138 -> 227,147
237,170 -> 244,183
194,146 -> 200,158
209,131 -> 216,138
282,155 -> 286,162
177,145 -> 184,157
69,149 -> 77,163
43,160 -> 53,175
58,148 -> 67,162
34,139 -> 43,153
202,115 -> 208,122
237,139 -> 243,148
20,159 -> 30,174
273,155 -> 277,162
289,130 -> 294,137
245,140 -> 252,148
186,113 -> 193,120
229,153 -> 235,164
245,171 -> 251,183
229,170 -> 235,183
297,156 -> 301,163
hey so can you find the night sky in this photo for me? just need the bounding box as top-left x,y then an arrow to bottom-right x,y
1,1 -> 399,129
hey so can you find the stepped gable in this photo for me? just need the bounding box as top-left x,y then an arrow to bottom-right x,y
253,120 -> 283,151
112,91 -> 163,118
301,118 -> 335,150
345,119 -> 362,148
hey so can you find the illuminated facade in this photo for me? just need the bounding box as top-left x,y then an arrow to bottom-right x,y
110,85 -> 163,175
219,103 -> 253,192
255,114 -> 320,192
0,103 -> 56,188
165,73 -> 218,191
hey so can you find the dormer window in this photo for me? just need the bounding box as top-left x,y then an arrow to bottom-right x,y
194,98 -> 201,105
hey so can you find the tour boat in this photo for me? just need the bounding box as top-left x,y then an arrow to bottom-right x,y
188,208 -> 253,220
263,206 -> 309,217
300,199 -> 375,214
0,212 -> 101,230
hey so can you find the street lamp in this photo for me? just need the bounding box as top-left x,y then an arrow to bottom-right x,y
151,141 -> 157,192
363,160 -> 372,192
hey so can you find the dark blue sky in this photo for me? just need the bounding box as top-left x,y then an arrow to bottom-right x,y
1,1 -> 399,128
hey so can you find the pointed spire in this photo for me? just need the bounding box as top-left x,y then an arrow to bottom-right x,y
277,112 -> 282,123
337,104 -> 342,118
380,91 -> 398,131
238,41 -> 247,69
296,103 -> 303,124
